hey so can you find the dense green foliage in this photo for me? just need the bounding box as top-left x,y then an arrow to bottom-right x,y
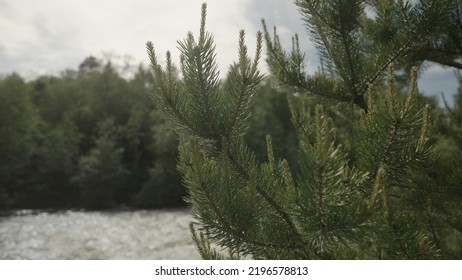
147,1 -> 462,259
0,57 -> 293,210
0,58 -> 187,209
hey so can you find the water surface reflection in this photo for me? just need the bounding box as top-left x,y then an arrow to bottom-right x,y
0,208 -> 198,259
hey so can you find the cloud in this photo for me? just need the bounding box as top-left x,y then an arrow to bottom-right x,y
0,0 -> 254,78
0,0 -> 459,103
419,64 -> 459,105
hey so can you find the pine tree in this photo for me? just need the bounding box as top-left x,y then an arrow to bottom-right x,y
72,118 -> 129,209
147,1 -> 461,259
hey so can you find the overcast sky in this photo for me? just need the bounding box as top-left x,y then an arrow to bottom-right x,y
1,0 -> 459,104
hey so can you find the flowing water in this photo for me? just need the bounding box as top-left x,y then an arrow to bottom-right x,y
0,208 -> 200,259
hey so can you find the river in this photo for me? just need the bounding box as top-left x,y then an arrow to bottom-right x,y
0,208 -> 200,259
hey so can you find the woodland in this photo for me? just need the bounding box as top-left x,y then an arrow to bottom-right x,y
0,56 -> 295,210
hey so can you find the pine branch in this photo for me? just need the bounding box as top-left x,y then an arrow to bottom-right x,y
223,144 -> 306,250
262,20 -> 353,104
146,43 -> 197,134
225,31 -> 264,138
185,140 -> 304,254
315,106 -> 327,232
146,1 -> 459,260
178,29 -> 221,140
190,222 -> 227,260
382,179 -> 412,259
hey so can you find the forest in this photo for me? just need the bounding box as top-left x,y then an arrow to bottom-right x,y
0,55 -> 295,210
0,57 -> 181,209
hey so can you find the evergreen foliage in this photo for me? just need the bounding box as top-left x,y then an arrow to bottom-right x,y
147,2 -> 462,259
0,74 -> 40,208
0,54 -> 291,211
71,118 -> 129,209
0,58 -> 185,210
244,82 -> 298,164
427,76 -> 462,258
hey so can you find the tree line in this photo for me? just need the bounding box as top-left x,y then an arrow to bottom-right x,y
0,56 -> 295,210
0,57 -> 183,209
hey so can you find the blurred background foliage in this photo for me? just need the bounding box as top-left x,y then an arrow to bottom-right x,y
0,55 -> 461,212
0,56 -> 185,209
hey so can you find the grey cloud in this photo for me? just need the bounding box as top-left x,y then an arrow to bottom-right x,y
0,0 -> 459,104
419,64 -> 459,105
